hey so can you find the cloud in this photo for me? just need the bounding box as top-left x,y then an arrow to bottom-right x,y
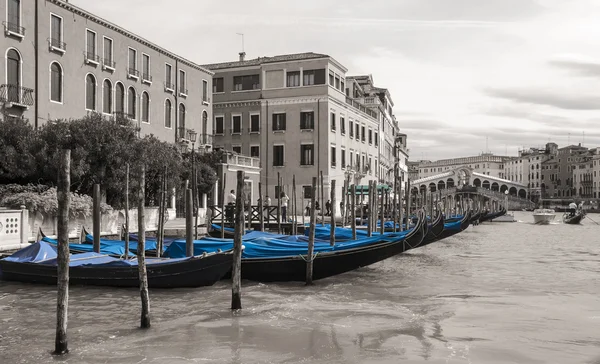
482,88 -> 600,110
548,59 -> 600,77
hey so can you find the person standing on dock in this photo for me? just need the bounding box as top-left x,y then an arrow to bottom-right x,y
325,200 -> 332,216
280,192 -> 289,222
227,190 -> 236,222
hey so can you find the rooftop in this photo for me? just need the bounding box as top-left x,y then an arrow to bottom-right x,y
203,52 -> 334,70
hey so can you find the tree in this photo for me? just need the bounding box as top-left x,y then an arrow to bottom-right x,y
0,117 -> 38,184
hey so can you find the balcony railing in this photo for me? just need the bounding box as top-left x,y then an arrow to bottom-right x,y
198,134 -> 213,146
3,21 -> 24,37
164,82 -> 175,92
113,111 -> 133,120
179,88 -> 188,96
223,153 -> 260,168
84,52 -> 100,64
102,58 -> 116,69
142,73 -> 152,82
128,68 -> 140,78
0,84 -> 34,106
48,38 -> 66,51
345,97 -> 377,119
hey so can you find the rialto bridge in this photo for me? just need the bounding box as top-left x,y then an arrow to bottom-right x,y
411,167 -> 529,199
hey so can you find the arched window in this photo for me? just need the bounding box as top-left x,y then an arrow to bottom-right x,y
115,82 -> 124,113
164,99 -> 172,128
179,103 -> 186,129
202,110 -> 208,144
50,62 -> 62,103
141,91 -> 149,123
103,79 -> 112,114
127,87 -> 136,119
85,74 -> 96,111
6,49 -> 21,103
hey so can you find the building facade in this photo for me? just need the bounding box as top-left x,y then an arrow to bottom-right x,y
540,144 -> 588,199
414,154 -> 510,181
204,52 -> 406,213
504,143 -> 557,201
0,0 -> 213,144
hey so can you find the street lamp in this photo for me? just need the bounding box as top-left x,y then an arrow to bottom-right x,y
187,129 -> 198,239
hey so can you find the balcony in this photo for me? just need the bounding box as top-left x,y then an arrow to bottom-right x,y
102,58 -> 116,71
113,111 -> 133,124
223,153 -> 260,169
128,68 -> 140,80
0,84 -> 34,107
363,97 -> 381,106
198,134 -> 213,146
179,88 -> 188,97
3,21 -> 24,38
142,73 -> 152,84
345,97 -> 377,119
164,82 -> 175,93
48,38 -> 66,53
84,52 -> 100,65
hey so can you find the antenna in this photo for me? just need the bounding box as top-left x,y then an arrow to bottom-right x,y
236,33 -> 245,53
486,136 -> 489,154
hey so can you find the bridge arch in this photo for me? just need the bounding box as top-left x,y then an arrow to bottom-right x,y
509,187 -> 517,196
411,186 -> 419,195
482,180 -> 490,189
473,178 -> 481,187
500,185 -> 508,193
438,180 -> 446,190
518,189 -> 527,198
419,185 -> 427,194
491,182 -> 499,191
447,178 -> 455,188
429,183 -> 436,192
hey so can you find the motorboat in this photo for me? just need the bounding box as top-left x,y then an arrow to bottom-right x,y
532,209 -> 556,225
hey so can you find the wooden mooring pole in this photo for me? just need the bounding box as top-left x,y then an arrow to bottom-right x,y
93,183 -> 101,253
137,165 -> 151,329
258,182 -> 264,232
379,188 -> 385,236
220,173 -> 226,239
277,172 -> 282,234
330,179 -> 336,246
124,163 -> 130,259
232,171 -> 245,310
185,188 -> 193,257
54,149 -> 71,355
351,184 -> 357,240
292,175 -> 297,235
306,177 -> 317,285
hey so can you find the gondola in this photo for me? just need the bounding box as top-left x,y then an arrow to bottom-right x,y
0,242 -> 235,288
415,205 -> 446,248
479,209 -> 506,223
562,210 -> 586,225
236,209 -> 426,282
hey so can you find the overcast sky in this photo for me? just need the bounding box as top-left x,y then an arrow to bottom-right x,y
73,0 -> 600,161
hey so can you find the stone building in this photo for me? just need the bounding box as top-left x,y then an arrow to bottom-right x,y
203,52 -> 406,213
0,0 -> 213,144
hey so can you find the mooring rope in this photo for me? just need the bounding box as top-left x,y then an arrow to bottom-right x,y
299,252 -> 320,262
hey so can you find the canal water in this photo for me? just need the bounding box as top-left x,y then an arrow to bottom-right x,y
1,211 -> 599,363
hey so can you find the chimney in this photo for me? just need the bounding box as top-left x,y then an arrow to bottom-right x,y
239,52 -> 246,62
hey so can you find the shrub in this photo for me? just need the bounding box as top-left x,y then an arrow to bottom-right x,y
0,187 -> 112,218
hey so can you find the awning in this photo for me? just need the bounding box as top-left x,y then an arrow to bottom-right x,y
347,184 -> 391,195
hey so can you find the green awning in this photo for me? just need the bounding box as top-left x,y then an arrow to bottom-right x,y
347,184 -> 391,195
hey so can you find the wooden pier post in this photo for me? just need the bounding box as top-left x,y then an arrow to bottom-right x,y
232,171 -> 245,310
341,179 -> 347,227
399,189 -> 404,232
351,184 -> 357,240
379,187 -> 385,235
54,149 -> 71,355
92,183 -> 100,253
277,172 -> 282,234
306,177 -> 317,285
137,165 -> 151,329
124,163 -> 130,259
330,179 -> 336,246
258,182 -> 264,232
220,173 -> 226,239
292,175 -> 297,235
185,188 -> 193,257
320,171 -> 325,226
367,181 -> 372,237
156,172 -> 165,258
406,186 -> 412,229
